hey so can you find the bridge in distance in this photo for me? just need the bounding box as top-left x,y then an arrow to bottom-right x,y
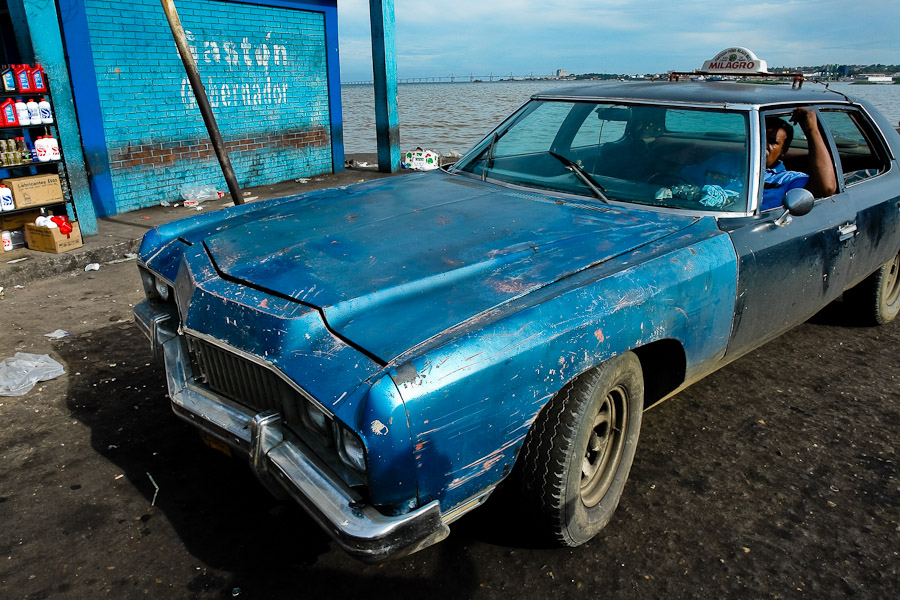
342,73 -> 559,85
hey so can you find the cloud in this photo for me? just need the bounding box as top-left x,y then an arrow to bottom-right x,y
338,0 -> 900,80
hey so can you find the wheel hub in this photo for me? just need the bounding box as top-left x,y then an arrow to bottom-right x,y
580,385 -> 628,506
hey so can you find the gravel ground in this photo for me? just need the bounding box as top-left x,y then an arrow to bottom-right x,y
0,260 -> 897,599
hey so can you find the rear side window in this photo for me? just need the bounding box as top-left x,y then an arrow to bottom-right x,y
818,110 -> 889,185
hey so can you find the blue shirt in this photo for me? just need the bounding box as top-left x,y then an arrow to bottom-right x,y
762,162 -> 808,211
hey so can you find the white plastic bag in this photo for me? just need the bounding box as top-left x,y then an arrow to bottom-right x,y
0,352 -> 65,396
179,183 -> 222,203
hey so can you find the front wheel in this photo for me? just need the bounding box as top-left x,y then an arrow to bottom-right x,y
844,251 -> 900,325
516,352 -> 644,546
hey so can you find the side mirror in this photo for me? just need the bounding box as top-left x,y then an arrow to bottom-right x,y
784,187 -> 815,216
773,188 -> 814,227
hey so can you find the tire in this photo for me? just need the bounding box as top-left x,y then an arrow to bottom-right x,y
845,251 -> 900,325
516,352 -> 644,547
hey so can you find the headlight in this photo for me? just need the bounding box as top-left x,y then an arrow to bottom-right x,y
303,402 -> 331,438
155,277 -> 171,301
336,427 -> 367,472
139,267 -> 156,297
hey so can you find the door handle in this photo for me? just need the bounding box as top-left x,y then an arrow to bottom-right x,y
838,222 -> 857,242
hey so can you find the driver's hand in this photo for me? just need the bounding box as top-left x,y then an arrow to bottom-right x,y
790,107 -> 817,133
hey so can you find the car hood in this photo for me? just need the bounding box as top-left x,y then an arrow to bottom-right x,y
202,172 -> 696,362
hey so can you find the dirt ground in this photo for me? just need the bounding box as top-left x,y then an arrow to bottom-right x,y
0,260 -> 897,599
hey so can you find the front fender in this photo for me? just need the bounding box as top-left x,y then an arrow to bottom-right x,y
391,219 -> 738,511
345,374 -> 420,512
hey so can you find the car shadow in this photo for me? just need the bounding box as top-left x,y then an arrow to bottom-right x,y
808,296 -> 876,328
55,322 -> 480,598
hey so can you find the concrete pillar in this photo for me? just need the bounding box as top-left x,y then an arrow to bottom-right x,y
18,0 -> 98,235
369,0 -> 400,173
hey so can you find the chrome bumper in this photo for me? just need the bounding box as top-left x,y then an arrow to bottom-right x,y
134,299 -> 449,562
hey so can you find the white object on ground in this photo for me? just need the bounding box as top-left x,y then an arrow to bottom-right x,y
43,329 -> 71,339
179,183 -> 222,203
0,352 -> 66,396
401,148 -> 441,171
84,263 -> 100,271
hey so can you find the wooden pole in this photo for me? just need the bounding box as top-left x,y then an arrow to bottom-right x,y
159,0 -> 244,204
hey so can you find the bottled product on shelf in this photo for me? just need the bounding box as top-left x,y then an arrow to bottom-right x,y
1,66 -> 15,92
34,136 -> 46,162
47,136 -> 60,161
18,137 -> 30,163
25,98 -> 39,123
31,65 -> 46,92
2,139 -> 18,166
0,136 -> 56,167
15,100 -> 29,125
1,98 -> 18,126
0,184 -> 13,211
38,98 -> 52,123
29,136 -> 60,162
13,64 -> 32,92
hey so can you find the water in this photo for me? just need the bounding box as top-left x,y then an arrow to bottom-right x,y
340,80 -> 900,156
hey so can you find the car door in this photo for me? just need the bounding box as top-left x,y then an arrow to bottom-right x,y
817,107 -> 900,288
720,106 -> 858,358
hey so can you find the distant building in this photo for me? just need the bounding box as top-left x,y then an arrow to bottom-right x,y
556,69 -> 568,78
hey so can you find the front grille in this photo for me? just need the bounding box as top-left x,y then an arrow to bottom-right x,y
187,336 -> 297,415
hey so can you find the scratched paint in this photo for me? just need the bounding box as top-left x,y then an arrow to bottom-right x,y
140,169 -> 741,514
394,220 -> 738,508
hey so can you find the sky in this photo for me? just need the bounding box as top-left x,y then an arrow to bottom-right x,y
336,0 -> 900,81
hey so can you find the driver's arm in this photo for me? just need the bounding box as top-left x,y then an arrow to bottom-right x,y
791,107 -> 837,198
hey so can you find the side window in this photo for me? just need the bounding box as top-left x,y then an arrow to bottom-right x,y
767,111 -> 810,175
571,108 -> 626,148
818,110 -> 889,185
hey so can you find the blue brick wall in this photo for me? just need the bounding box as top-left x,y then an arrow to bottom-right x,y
80,0 -> 333,212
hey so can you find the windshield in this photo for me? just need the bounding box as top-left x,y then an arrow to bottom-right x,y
452,100 -> 750,212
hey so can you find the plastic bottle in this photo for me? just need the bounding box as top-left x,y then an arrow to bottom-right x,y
1,66 -> 15,92
47,136 -> 60,161
0,98 -> 18,126
15,99 -> 30,125
30,65 -> 46,92
0,185 -> 14,211
27,138 -> 37,162
38,97 -> 52,124
14,64 -> 32,92
17,137 -> 31,163
25,99 -> 39,124
1,230 -> 12,251
35,136 -> 49,162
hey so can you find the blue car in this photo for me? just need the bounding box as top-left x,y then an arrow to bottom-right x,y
135,81 -> 900,562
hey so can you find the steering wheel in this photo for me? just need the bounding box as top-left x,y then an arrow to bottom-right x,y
646,172 -> 692,187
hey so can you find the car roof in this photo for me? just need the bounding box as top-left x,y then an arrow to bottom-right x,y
532,81 -> 854,108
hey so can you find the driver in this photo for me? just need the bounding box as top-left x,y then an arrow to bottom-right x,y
762,108 -> 837,210
677,108 -> 837,211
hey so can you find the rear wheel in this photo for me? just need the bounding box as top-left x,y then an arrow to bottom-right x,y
517,352 -> 644,546
845,251 -> 900,325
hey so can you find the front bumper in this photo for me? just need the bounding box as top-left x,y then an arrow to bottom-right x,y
134,298 -> 449,562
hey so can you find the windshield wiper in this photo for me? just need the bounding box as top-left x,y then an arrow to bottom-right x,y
548,151 -> 610,204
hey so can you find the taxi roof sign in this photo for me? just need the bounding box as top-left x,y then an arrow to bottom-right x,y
700,47 -> 770,75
